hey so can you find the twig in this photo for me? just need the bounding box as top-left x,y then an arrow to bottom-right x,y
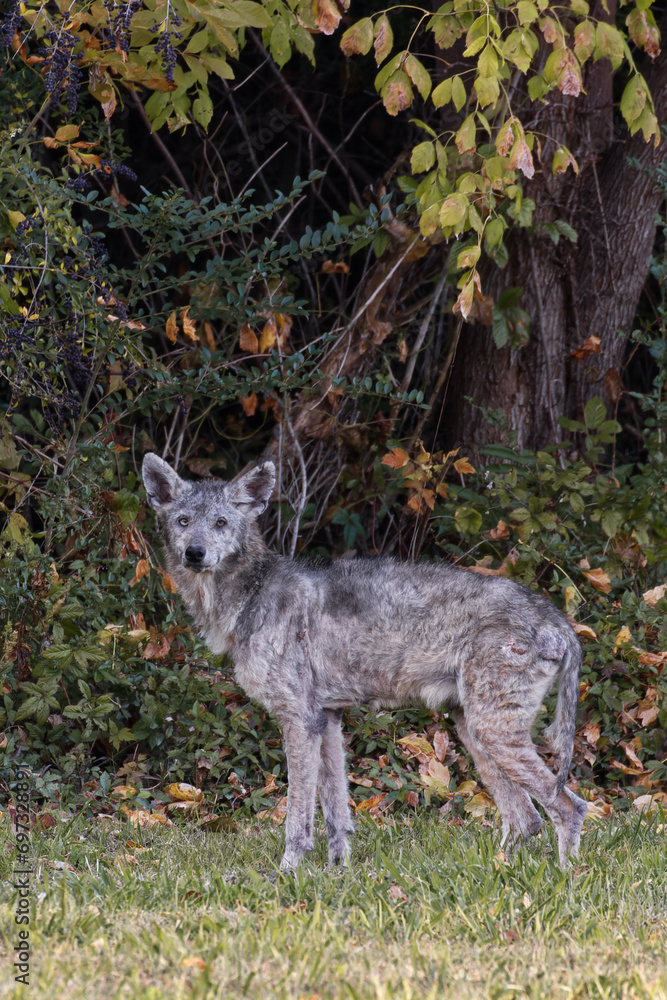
130,91 -> 193,196
398,270 -> 448,398
416,315 -> 464,444
249,29 -> 364,207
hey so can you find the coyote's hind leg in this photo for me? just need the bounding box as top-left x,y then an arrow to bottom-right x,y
453,709 -> 543,854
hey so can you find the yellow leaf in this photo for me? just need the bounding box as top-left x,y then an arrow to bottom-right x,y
464,791 -> 496,817
354,793 -> 387,813
55,124 -> 80,142
259,315 -> 278,352
165,782 -> 204,803
166,311 -> 178,343
7,211 -> 26,230
397,734 -> 434,760
614,626 -> 631,648
454,457 -> 475,474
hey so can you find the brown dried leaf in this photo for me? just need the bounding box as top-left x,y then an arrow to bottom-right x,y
586,799 -> 613,819
129,558 -> 150,587
181,307 -> 198,342
637,703 -> 659,727
142,632 -> 171,660
239,323 -> 259,353
166,311 -> 178,343
643,584 -> 667,607
257,796 -> 288,824
314,0 -> 341,34
632,792 -> 667,814
622,742 -> 644,770
614,626 -> 632,648
488,519 -> 510,541
582,568 -> 612,594
433,730 -> 451,762
569,335 -> 602,360
454,457 -> 475,475
569,621 -> 599,640
419,757 -> 451,796
374,15 -> 393,65
124,809 -> 173,828
582,723 -> 600,746
388,883 -> 408,904
321,260 -> 350,274
509,135 -> 535,180
182,957 -> 206,971
383,77 -> 413,116
382,448 -> 411,469
241,393 -> 258,417
157,568 -> 178,593
397,733 -> 434,763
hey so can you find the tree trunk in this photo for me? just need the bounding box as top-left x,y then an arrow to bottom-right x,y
443,12 -> 667,452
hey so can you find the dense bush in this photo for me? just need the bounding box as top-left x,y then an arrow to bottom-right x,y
1,47 -> 666,828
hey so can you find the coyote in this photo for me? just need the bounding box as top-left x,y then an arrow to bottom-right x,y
142,454 -> 587,869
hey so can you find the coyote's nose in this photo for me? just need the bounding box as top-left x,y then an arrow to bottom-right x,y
185,545 -> 206,564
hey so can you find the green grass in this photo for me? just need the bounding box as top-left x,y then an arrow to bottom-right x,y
1,810 -> 666,999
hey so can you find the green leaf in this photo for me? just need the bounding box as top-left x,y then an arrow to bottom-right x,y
517,0 -> 539,24
411,141 -> 436,173
584,396 -> 607,430
432,77 -> 453,107
455,506 -> 483,534
439,192 -> 468,227
478,44 -> 499,78
452,75 -> 467,112
620,75 -> 648,126
405,54 -> 432,100
594,22 -> 625,70
185,30 -> 211,54
484,217 -> 504,249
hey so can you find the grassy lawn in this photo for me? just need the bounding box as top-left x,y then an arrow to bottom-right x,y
1,809 -> 666,999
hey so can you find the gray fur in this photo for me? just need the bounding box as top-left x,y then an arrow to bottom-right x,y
141,453 -> 587,869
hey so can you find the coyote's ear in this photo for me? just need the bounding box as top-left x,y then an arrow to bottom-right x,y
142,453 -> 185,509
228,462 -> 275,517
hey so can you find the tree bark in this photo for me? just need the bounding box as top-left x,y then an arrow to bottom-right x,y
443,14 -> 667,452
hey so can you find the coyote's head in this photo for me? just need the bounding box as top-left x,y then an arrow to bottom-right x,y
141,454 -> 275,573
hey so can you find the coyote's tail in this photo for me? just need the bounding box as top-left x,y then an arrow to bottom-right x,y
542,631 -> 582,795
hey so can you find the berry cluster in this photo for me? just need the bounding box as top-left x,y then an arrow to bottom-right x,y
42,22 -> 84,114
102,0 -> 142,52
0,0 -> 22,48
149,3 -> 183,83
68,158 -> 138,193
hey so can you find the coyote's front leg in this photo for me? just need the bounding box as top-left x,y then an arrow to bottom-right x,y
280,711 -> 326,869
318,709 -> 355,865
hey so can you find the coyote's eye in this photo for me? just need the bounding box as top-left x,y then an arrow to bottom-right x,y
216,517 -> 227,528
178,516 -> 189,526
